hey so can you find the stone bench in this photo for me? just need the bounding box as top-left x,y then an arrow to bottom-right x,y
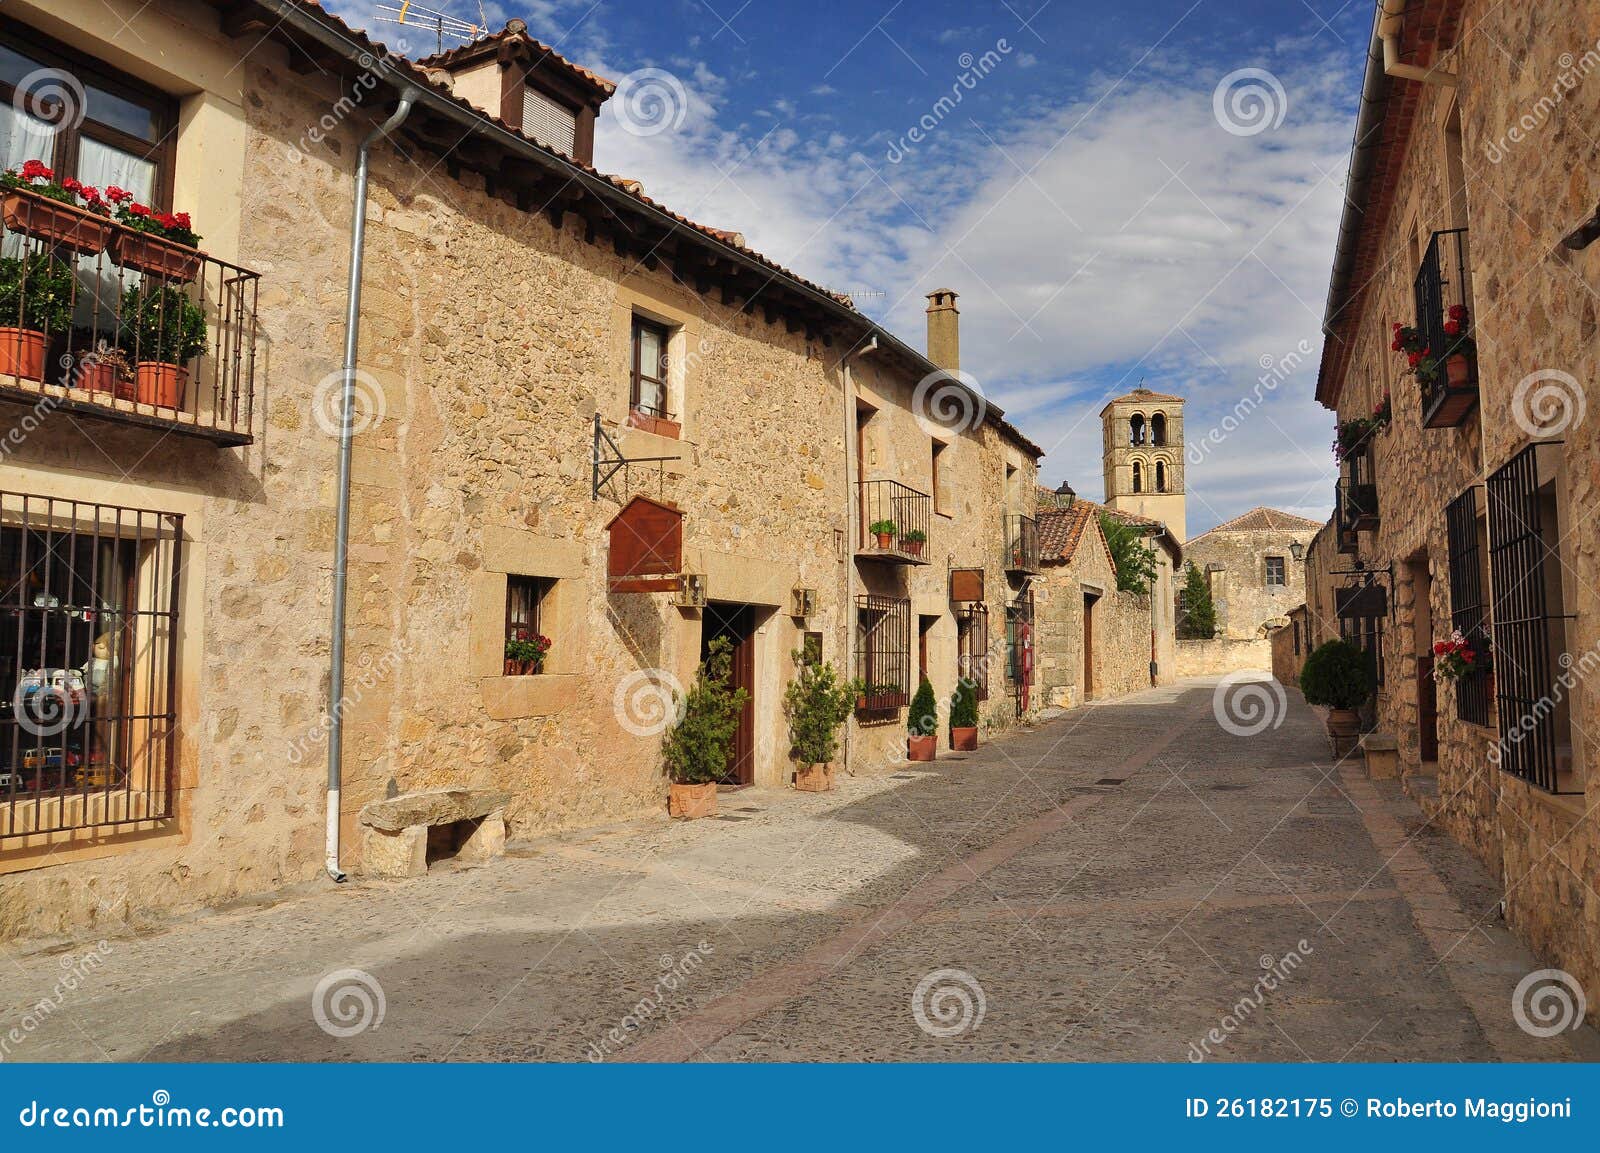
1359,732 -> 1401,780
358,788 -> 509,878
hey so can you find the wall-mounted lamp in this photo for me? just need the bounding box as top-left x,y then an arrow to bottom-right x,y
1289,540 -> 1306,562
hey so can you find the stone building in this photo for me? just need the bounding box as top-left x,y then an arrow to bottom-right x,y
0,1 -> 1040,940
1100,387 -> 1186,542
1306,0 -> 1599,1023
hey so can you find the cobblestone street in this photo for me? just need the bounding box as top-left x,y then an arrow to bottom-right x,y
3,677 -> 1595,1063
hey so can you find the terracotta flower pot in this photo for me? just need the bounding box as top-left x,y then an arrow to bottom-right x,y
504,658 -> 524,676
902,539 -> 924,557
109,230 -> 202,282
135,361 -> 188,409
0,327 -> 46,381
1,191 -> 111,256
668,781 -> 717,819
794,763 -> 834,793
950,725 -> 978,751
76,361 -> 128,397
1446,353 -> 1472,387
875,531 -> 893,549
1324,707 -> 1361,755
907,734 -> 936,762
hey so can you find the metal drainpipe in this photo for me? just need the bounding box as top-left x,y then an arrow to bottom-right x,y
841,335 -> 880,774
326,89 -> 420,883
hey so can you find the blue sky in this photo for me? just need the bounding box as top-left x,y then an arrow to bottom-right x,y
334,0 -> 1373,535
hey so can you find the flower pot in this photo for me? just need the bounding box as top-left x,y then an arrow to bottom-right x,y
1,191 -> 111,256
907,734 -> 936,762
668,781 -> 717,819
950,725 -> 978,751
109,230 -> 202,282
875,531 -> 893,549
135,361 -> 187,410
0,327 -> 46,381
794,762 -> 834,793
503,658 -> 525,676
1324,707 -> 1360,755
902,539 -> 924,558
1446,353 -> 1472,387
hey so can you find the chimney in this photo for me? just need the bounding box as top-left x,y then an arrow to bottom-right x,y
925,288 -> 959,372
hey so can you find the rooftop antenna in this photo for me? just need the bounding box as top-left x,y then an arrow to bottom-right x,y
374,2 -> 487,54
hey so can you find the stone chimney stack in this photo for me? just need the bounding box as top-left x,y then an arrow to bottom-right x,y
925,288 -> 960,372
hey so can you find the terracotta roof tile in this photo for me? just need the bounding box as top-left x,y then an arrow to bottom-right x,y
415,20 -> 615,94
1191,506 -> 1323,539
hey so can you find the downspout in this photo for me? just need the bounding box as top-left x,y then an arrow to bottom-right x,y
840,334 -> 880,775
1379,0 -> 1457,86
326,88 -> 420,883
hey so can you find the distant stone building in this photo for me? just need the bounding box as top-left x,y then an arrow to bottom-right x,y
1101,387 -> 1187,542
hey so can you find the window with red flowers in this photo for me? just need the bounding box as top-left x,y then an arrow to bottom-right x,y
504,576 -> 555,676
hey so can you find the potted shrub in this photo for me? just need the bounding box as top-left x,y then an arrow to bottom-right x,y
0,252 -> 74,382
900,527 -> 927,558
73,344 -> 135,400
783,654 -> 859,792
1299,638 -> 1374,754
662,637 -> 748,819
119,283 -> 206,409
504,629 -> 551,676
0,162 -> 112,256
869,519 -> 897,550
949,676 -> 979,751
103,186 -> 202,281
907,677 -> 938,761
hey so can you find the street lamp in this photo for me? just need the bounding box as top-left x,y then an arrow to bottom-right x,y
1289,540 -> 1306,562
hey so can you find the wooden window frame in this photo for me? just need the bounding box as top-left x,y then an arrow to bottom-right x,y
931,440 -> 948,515
504,575 -> 554,675
0,24 -> 178,210
1265,555 -> 1286,587
629,315 -> 672,420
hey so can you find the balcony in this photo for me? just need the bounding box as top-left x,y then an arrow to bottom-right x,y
1338,448 -> 1379,533
1004,513 -> 1040,575
856,478 -> 931,565
1334,484 -> 1361,554
0,185 -> 260,446
1413,228 -> 1478,429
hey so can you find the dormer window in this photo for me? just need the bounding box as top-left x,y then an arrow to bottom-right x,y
521,86 -> 577,157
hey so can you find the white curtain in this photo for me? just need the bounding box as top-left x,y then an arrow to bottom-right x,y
0,105 -> 54,261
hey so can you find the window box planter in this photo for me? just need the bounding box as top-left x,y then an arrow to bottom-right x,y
950,725 -> 978,751
0,327 -> 46,381
109,230 -> 203,282
668,780 -> 717,819
135,361 -> 187,409
1,191 -> 112,256
907,734 -> 936,761
626,407 -> 680,439
793,762 -> 835,792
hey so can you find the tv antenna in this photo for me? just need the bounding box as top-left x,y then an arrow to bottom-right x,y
374,2 -> 489,54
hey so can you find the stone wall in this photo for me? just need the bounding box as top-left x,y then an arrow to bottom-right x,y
1305,0 -> 1600,1024
1035,523 -> 1152,708
1174,638 -> 1272,679
1183,525 -> 1316,641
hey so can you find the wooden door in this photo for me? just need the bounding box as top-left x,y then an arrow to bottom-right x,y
1082,592 -> 1097,700
703,604 -> 755,785
1417,653 -> 1439,763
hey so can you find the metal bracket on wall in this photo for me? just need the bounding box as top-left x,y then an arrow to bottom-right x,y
591,412 -> 681,501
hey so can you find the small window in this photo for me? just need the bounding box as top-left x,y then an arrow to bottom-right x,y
522,85 -> 577,157
1155,461 -> 1167,493
957,605 -> 990,702
1265,556 -> 1286,587
1129,414 -> 1146,445
931,441 -> 948,514
504,575 -> 554,675
1151,412 -> 1167,446
1131,461 -> 1143,494
855,594 -> 910,713
1293,619 -> 1302,655
630,316 -> 671,420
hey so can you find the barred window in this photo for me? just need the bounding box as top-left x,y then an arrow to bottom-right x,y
957,604 -> 990,702
0,493 -> 181,840
1265,556 -> 1286,587
855,594 -> 909,713
1445,486 -> 1491,725
1005,590 -> 1035,685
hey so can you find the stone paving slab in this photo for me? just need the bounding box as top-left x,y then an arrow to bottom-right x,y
0,677 -> 1595,1063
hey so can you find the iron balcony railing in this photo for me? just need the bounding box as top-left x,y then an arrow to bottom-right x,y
857,478 -> 931,565
1334,484 -> 1360,554
1413,228 -> 1478,428
1005,513 -> 1039,574
855,593 -> 910,713
0,184 -> 260,445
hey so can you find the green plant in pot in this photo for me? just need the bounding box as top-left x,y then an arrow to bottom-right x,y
907,677 -> 938,761
0,252 -> 74,382
949,675 -> 980,751
1299,638 -> 1374,755
662,636 -> 748,818
118,283 -> 206,410
868,519 -> 897,550
901,527 -> 927,557
783,654 -> 861,792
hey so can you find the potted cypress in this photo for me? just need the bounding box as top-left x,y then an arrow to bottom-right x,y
783,654 -> 859,792
119,284 -> 207,409
0,252 -> 74,382
1299,639 -> 1374,755
662,637 -> 747,819
907,677 -> 937,761
949,676 -> 979,751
